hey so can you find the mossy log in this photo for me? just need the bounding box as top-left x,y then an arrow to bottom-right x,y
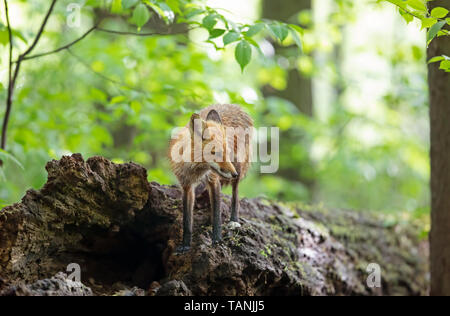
0,154 -> 428,296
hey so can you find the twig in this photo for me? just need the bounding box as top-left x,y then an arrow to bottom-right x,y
3,0 -> 12,85
18,26 -> 196,63
1,0 -> 58,154
391,3 -> 447,23
21,25 -> 97,61
96,26 -> 196,36
0,0 -> 12,165
21,0 -> 58,57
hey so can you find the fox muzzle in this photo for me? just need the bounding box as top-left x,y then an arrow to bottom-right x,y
208,162 -> 238,179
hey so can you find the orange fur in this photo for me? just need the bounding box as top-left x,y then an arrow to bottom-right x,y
168,104 -> 253,188
168,104 -> 253,249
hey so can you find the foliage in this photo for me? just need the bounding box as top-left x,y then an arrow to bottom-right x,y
79,0 -> 302,71
381,0 -> 450,71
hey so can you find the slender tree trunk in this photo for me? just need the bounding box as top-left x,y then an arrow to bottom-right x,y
428,0 -> 450,296
1,0 -> 57,164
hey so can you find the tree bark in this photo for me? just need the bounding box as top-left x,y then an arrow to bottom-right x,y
428,0 -> 450,296
0,154 -> 428,295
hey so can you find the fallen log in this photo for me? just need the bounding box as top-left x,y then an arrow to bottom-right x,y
0,154 -> 428,295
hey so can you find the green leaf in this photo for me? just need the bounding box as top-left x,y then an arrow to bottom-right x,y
289,25 -> 303,52
428,56 -> 445,63
185,8 -> 204,19
245,23 -> 265,37
110,95 -> 127,104
235,40 -> 252,72
427,20 -> 446,42
439,59 -> 450,71
111,0 -> 122,13
386,0 -> 408,11
147,2 -> 174,24
209,28 -> 225,39
166,0 -> 181,14
133,3 -> 151,29
430,7 -> 449,19
133,4 -> 151,28
223,31 -> 240,45
122,0 -> 138,9
216,14 -> 230,30
421,17 -> 437,29
157,2 -> 175,23
130,100 -> 142,113
269,23 -> 289,42
288,24 -> 304,35
399,8 -> 414,24
0,27 -> 28,45
243,36 -> 261,50
202,14 -> 218,30
0,29 -> 8,45
406,0 -> 426,12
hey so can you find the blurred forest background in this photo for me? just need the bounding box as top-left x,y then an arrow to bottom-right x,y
0,0 -> 430,226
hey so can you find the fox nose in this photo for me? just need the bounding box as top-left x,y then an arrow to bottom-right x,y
231,171 -> 238,178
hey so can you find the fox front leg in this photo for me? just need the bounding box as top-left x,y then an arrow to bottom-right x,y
231,163 -> 241,224
231,178 -> 240,222
177,185 -> 194,253
208,178 -> 222,244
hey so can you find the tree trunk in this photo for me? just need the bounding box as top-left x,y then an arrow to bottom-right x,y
0,154 -> 428,295
428,0 -> 450,296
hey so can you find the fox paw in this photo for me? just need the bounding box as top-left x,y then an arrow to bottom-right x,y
212,236 -> 222,245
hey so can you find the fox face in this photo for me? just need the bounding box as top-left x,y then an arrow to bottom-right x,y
189,110 -> 238,179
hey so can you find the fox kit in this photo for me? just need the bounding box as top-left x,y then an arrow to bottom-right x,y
169,104 -> 253,252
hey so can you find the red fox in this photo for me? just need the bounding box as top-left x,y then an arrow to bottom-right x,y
169,104 -> 253,252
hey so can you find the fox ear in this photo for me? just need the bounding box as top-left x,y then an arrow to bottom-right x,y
206,109 -> 222,124
189,113 -> 204,137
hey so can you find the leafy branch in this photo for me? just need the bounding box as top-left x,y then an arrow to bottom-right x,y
96,25 -> 199,36
19,25 -> 98,62
0,0 -> 305,166
117,1 -> 304,72
18,25 -> 197,63
380,0 -> 450,72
